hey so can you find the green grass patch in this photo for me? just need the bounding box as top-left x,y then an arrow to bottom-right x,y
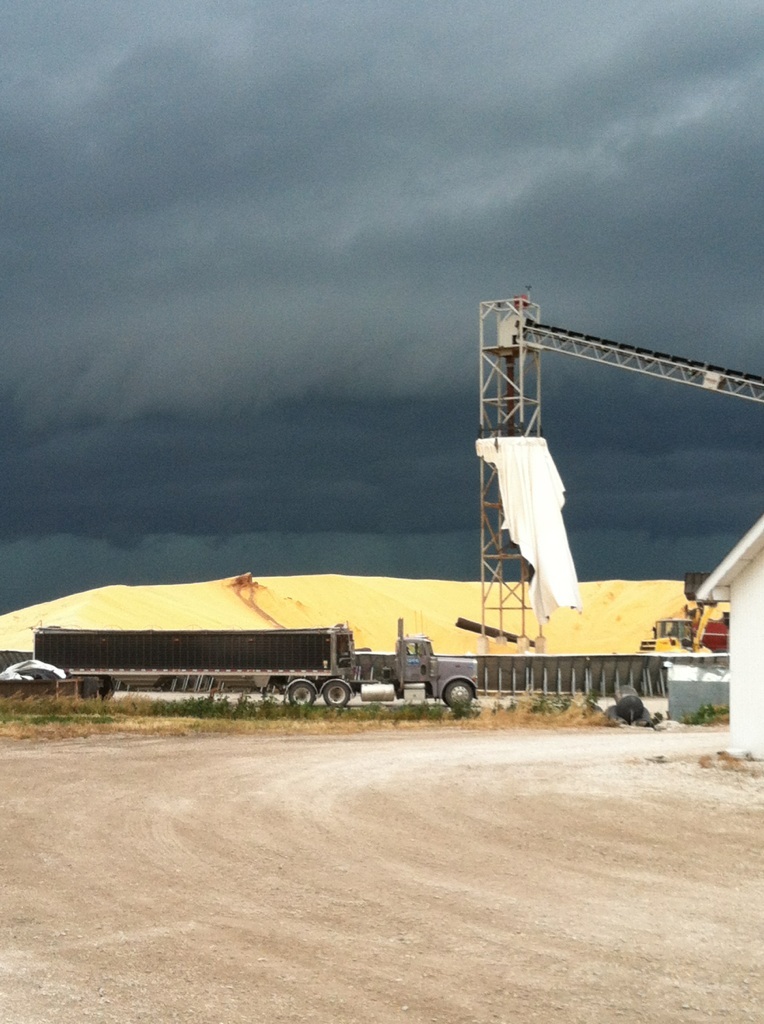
497,694 -> 577,715
127,695 -> 451,723
22,714 -> 115,726
682,703 -> 730,725
528,694 -> 573,715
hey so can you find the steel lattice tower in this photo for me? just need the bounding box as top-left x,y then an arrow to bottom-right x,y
477,291 -> 764,647
478,295 -> 541,648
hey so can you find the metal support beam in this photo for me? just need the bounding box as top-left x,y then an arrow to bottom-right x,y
478,296 -> 541,645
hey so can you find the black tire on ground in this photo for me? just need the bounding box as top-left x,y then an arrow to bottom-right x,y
443,680 -> 474,709
613,694 -> 645,724
322,679 -> 352,708
285,679 -> 318,706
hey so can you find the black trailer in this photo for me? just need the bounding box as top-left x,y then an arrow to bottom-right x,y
34,626 -> 356,705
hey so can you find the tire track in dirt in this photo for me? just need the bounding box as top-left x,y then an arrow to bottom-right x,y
1,728 -> 762,1024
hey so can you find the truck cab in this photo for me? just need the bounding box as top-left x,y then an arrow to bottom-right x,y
395,632 -> 477,707
399,636 -> 434,684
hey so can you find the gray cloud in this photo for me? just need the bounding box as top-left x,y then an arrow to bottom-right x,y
1,0 -> 763,609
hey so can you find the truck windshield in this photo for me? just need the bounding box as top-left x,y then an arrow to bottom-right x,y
658,620 -> 692,644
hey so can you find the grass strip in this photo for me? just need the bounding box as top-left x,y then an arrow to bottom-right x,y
0,692 -> 630,740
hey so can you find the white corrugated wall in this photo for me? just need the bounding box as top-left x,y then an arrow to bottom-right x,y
729,553 -> 764,758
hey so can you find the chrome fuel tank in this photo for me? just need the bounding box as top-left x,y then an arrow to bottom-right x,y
360,682 -> 396,703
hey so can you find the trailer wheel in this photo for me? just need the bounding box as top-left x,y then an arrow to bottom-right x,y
98,675 -> 114,700
322,679 -> 352,708
79,677 -> 102,699
286,679 -> 317,706
443,680 -> 474,709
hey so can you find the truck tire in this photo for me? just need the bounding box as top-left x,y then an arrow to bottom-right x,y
98,675 -> 114,700
322,678 -> 352,708
79,677 -> 102,699
443,679 -> 474,709
612,694 -> 647,725
286,679 -> 317,706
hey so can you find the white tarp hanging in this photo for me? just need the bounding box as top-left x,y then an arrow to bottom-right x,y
475,436 -> 583,623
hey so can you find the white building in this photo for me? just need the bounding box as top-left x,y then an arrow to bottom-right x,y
697,513 -> 764,759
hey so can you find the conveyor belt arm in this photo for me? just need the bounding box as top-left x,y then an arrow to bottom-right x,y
524,321 -> 764,403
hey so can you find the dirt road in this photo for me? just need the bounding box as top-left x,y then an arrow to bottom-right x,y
1,727 -> 762,1024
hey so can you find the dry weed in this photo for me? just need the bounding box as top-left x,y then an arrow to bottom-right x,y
486,697 -> 608,729
698,751 -> 764,776
0,693 -> 615,741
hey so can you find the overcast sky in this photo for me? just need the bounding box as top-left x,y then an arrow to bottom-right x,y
2,0 -> 763,613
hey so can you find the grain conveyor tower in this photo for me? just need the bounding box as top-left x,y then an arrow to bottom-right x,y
478,294 -> 764,647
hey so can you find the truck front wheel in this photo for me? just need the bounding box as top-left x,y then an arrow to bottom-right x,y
322,679 -> 352,708
443,680 -> 474,709
286,679 -> 317,706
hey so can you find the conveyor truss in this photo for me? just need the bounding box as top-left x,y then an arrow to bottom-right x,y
526,320 -> 764,404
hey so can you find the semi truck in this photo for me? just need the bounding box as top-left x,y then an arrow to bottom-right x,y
33,622 -> 478,708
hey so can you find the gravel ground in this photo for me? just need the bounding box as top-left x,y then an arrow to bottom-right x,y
1,726 -> 762,1024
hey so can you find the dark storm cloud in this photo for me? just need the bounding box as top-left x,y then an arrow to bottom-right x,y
544,359 -> 764,534
0,393 -> 478,540
1,0 -> 763,608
